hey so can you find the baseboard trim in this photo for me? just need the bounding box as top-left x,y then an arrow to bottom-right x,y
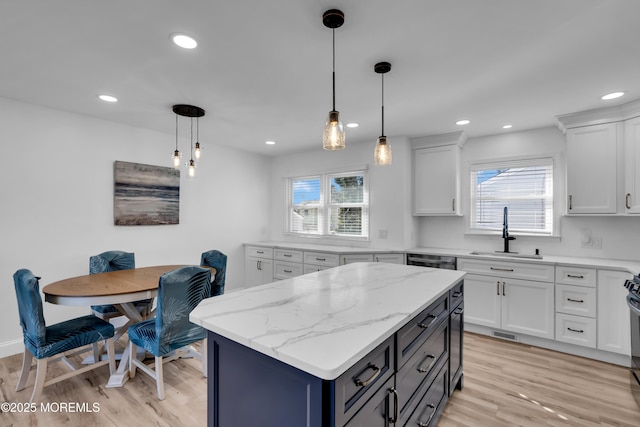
0,339 -> 24,359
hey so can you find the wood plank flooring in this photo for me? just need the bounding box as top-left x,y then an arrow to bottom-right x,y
0,333 -> 638,426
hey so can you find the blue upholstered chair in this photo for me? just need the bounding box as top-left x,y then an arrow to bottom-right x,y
89,250 -> 153,322
200,249 -> 227,296
13,269 -> 116,403
128,266 -> 211,400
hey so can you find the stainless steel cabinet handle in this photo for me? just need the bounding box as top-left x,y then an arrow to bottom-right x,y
567,274 -> 584,279
569,195 -> 573,210
417,404 -> 437,426
417,354 -> 436,373
567,298 -> 584,303
627,193 -> 632,209
388,387 -> 399,423
452,291 -> 462,298
418,314 -> 437,329
354,364 -> 380,387
490,267 -> 514,272
567,327 -> 584,333
454,307 -> 464,315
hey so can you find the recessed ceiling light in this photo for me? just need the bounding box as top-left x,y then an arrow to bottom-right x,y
601,91 -> 625,100
171,33 -> 198,49
265,140 -> 276,145
502,124 -> 513,129
98,94 -> 118,103
456,119 -> 470,126
346,123 -> 359,128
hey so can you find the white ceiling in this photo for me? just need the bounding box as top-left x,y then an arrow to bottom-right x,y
2,0 -> 639,156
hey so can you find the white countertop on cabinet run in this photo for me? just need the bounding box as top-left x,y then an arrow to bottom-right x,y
245,241 -> 405,254
190,262 -> 465,380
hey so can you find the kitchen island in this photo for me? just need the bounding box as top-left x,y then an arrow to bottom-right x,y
190,262 -> 465,426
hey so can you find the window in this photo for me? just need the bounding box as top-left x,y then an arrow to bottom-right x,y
287,169 -> 368,239
470,158 -> 553,235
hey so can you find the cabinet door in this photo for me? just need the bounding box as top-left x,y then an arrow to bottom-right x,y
463,274 -> 501,329
502,278 -> 555,339
597,270 -> 632,355
373,253 -> 405,264
244,256 -> 273,287
413,145 -> 460,216
566,123 -> 618,214
344,377 -> 394,427
625,115 -> 640,214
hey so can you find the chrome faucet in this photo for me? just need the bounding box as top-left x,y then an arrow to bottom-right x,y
502,206 -> 515,253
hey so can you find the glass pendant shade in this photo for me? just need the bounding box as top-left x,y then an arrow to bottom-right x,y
172,150 -> 182,168
187,159 -> 196,179
323,110 -> 346,150
194,142 -> 202,160
374,136 -> 392,165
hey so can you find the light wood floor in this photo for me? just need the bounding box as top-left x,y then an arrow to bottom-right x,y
1,333 -> 639,426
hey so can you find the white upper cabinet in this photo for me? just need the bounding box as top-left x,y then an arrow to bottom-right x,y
557,98 -> 640,215
411,132 -> 466,216
625,115 -> 640,213
565,123 -> 619,214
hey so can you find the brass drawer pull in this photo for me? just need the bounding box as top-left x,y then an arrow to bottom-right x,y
353,364 -> 381,387
418,314 -> 437,329
417,354 -> 436,373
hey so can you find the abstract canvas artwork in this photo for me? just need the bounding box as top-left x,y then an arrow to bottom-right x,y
114,161 -> 180,225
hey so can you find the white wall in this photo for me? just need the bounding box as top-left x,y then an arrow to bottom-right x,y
0,97 -> 271,357
269,136 -> 417,250
417,126 -> 640,261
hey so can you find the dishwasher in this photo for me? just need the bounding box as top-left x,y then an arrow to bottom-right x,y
406,253 -> 457,270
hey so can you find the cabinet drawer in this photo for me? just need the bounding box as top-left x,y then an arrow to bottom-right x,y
449,280 -> 464,311
555,266 -> 596,287
304,251 -> 339,267
245,246 -> 273,259
458,258 -> 554,283
274,248 -> 303,263
396,319 -> 448,416
373,253 -> 405,264
397,294 -> 448,367
555,313 -> 596,348
303,265 -> 329,274
333,335 -> 395,426
273,261 -> 303,280
402,363 -> 449,427
555,284 -> 596,318
341,254 -> 374,265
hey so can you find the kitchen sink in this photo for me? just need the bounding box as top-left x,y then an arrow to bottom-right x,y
468,250 -> 543,260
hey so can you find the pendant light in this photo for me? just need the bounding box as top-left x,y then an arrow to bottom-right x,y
172,104 -> 205,178
322,9 -> 346,151
374,62 -> 392,166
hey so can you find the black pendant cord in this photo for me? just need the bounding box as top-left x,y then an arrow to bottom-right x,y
190,117 -> 194,160
332,28 -> 336,112
381,73 -> 385,136
175,114 -> 179,151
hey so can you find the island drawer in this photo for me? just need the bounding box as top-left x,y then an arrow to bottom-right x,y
245,246 -> 273,259
555,284 -> 596,318
555,266 -> 596,287
304,251 -> 340,267
401,362 -> 449,427
273,261 -> 304,280
396,319 -> 448,416
333,335 -> 395,426
449,280 -> 463,311
458,258 -> 554,283
396,294 -> 448,367
274,248 -> 303,263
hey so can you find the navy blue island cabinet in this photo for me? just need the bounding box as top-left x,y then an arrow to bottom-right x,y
206,279 -> 464,427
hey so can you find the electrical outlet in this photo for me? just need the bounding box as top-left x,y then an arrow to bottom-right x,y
592,236 -> 602,249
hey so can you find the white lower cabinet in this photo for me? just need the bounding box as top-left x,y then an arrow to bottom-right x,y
244,246 -> 274,287
464,273 -> 555,339
555,313 -> 596,348
597,269 -> 632,355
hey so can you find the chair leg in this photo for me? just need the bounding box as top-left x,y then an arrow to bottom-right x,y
155,356 -> 165,400
16,350 -> 33,392
201,338 -> 207,378
92,342 -> 100,363
128,341 -> 137,379
30,358 -> 48,404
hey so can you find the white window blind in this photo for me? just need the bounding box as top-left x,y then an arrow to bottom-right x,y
287,169 -> 368,239
470,158 -> 553,235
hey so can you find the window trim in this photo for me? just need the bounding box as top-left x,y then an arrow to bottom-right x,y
465,156 -> 558,238
286,168 -> 369,241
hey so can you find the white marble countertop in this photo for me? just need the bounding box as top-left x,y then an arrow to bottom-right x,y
245,241 -> 405,254
407,246 -> 640,274
190,262 -> 465,380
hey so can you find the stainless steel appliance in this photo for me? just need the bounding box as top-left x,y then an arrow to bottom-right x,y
407,253 -> 457,270
625,275 -> 640,408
